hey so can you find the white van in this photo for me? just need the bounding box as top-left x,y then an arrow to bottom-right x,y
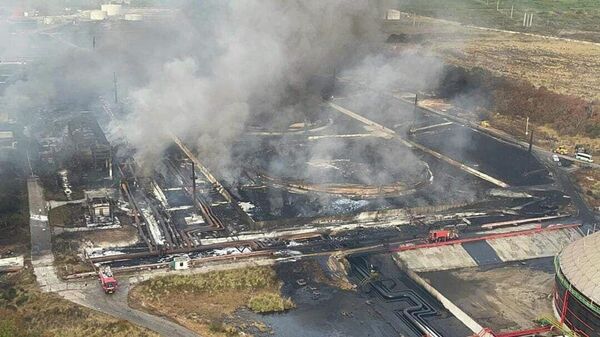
575,152 -> 593,163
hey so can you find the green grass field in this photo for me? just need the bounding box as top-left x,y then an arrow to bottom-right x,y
397,0 -> 600,41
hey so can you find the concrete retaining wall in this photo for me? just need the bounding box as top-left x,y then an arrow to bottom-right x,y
393,255 -> 491,336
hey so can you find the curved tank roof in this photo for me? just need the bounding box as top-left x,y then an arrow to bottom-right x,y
559,230 -> 600,305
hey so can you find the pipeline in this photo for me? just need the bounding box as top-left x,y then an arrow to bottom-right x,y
392,223 -> 580,252
119,173 -> 154,251
350,256 -> 442,337
172,135 -> 257,229
480,214 -> 569,229
164,157 -> 225,231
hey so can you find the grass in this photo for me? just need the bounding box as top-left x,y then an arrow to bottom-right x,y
490,114 -> 600,156
385,11 -> 600,158
247,293 -> 294,313
0,268 -> 158,337
141,266 -> 279,296
48,204 -> 85,227
0,156 -> 29,255
130,266 -> 294,336
395,0 -> 600,42
574,168 -> 600,209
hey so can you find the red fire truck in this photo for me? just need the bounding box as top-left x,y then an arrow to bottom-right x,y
428,229 -> 459,243
98,266 -> 117,294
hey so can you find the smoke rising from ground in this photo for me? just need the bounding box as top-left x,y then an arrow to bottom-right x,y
123,1 -> 449,186
1,0 -> 456,203
124,1 -> 390,171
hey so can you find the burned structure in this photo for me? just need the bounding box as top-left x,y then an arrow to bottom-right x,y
67,114 -> 112,179
84,189 -> 116,226
0,123 -> 17,150
0,130 -> 16,150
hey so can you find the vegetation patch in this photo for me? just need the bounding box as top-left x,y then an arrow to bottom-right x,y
574,168 -> 600,210
130,266 -> 293,336
396,0 -> 600,43
248,292 -> 294,313
437,65 -> 599,141
0,157 -> 28,255
0,269 -> 158,337
48,204 -> 85,227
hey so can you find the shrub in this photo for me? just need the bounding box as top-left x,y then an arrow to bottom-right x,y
247,293 -> 295,313
437,65 -> 597,138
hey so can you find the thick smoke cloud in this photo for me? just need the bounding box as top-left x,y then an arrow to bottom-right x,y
1,0 -> 451,199
124,0 -> 392,172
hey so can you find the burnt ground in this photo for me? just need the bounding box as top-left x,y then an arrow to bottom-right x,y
239,255 -> 471,337
413,124 -> 552,186
226,87 -> 555,224
336,90 -> 553,187
421,257 -> 556,332
238,257 -> 399,337
347,254 -> 471,337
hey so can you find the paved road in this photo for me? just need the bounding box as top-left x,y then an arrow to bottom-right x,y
28,177 -> 65,292
542,157 -> 599,227
61,280 -> 199,337
26,177 -> 200,337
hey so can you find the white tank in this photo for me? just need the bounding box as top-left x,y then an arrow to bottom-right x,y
101,4 -> 122,17
386,9 -> 401,20
90,10 -> 107,21
124,14 -> 143,21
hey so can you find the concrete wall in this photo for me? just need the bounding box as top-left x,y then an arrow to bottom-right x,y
396,244 -> 478,272
395,228 -> 582,272
393,255 -> 492,336
487,228 -> 581,262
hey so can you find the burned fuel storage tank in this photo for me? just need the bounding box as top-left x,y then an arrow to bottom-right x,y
554,230 -> 600,337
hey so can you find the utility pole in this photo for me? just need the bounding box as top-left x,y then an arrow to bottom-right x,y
529,13 -> 533,27
525,116 -> 529,135
523,12 -> 527,27
528,129 -> 534,153
496,0 -> 500,11
409,93 -> 418,134
92,36 -> 96,50
191,162 -> 197,212
510,5 -> 514,19
332,66 -> 337,97
113,72 -> 118,104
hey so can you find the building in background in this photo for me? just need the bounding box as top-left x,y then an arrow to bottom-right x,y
67,113 -> 112,179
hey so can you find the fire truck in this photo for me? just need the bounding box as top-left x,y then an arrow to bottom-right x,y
428,229 -> 459,243
98,266 -> 117,294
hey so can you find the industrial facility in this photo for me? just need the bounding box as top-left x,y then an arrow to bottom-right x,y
554,231 -> 600,337
67,113 -> 112,179
0,1 -> 598,337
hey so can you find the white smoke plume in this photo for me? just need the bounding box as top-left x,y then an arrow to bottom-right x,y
1,0 -> 452,197
123,0 -> 393,173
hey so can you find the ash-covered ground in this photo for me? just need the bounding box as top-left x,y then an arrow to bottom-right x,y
421,257 -> 556,332
238,255 -> 471,337
220,85 -> 556,224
